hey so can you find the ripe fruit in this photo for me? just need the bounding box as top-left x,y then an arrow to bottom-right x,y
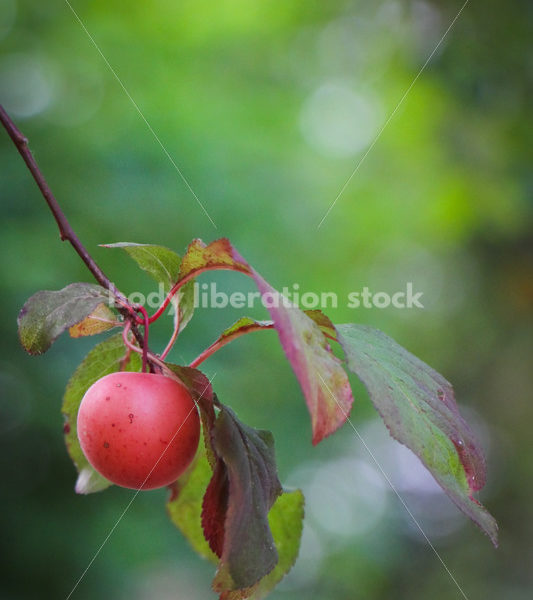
77,372 -> 200,490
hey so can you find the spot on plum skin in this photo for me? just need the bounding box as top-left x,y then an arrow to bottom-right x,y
128,413 -> 134,424
103,442 -> 109,448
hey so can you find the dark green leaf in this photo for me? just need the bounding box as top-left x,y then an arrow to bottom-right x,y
18,282 -> 111,354
62,332 -> 141,494
336,323 -> 498,546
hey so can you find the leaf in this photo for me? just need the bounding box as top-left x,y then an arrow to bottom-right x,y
167,447 -> 218,563
163,363 -> 217,465
177,238 -> 354,445
179,238 -> 252,281
18,282 -> 111,354
336,323 -> 498,546
193,318 -> 274,366
221,489 -> 305,600
167,453 -> 304,600
102,242 -> 182,284
304,309 -> 337,339
251,273 -> 353,445
205,405 -> 283,592
62,332 -> 141,494
218,317 -> 273,340
102,242 -> 195,332
69,303 -> 119,338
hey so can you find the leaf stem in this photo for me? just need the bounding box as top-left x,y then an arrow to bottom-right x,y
159,308 -> 181,361
189,323 -> 274,369
148,264 -> 251,324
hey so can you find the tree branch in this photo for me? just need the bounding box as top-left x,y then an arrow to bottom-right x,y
0,105 -> 146,345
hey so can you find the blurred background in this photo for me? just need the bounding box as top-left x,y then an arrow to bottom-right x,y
1,0 -> 531,598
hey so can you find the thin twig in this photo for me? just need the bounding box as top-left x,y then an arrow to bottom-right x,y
0,104 -> 146,346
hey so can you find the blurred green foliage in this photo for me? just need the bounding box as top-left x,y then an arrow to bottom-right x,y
0,0 -> 531,599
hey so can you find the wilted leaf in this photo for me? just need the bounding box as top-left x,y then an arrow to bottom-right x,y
69,303 -> 119,338
18,282 -> 111,354
62,332 -> 141,494
102,242 -> 195,332
336,323 -> 498,546
221,489 -> 304,600
205,405 -> 283,592
251,273 -> 353,445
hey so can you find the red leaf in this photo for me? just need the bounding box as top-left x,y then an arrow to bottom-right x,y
202,458 -> 229,558
251,272 -> 353,444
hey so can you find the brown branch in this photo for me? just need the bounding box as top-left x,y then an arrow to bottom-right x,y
0,104 -> 146,347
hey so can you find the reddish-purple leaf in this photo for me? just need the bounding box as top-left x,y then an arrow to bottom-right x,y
251,272 -> 353,444
336,323 -> 498,546
163,363 -> 216,465
177,238 -> 354,445
202,458 -> 229,558
207,405 -> 283,592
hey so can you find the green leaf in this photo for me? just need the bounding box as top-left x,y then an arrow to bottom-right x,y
18,282 -> 111,354
221,489 -> 305,600
336,323 -> 498,546
62,332 -> 141,494
167,447 -> 218,563
102,242 -> 195,332
205,405 -> 283,592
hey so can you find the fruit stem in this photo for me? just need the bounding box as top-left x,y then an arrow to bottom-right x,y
135,306 -> 150,372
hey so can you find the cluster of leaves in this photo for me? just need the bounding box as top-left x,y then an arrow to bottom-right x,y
18,238 -> 498,599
